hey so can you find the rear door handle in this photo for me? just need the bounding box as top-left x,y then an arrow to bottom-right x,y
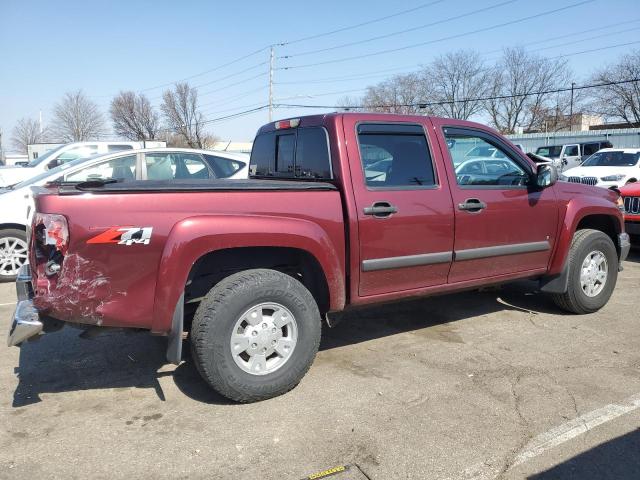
458,198 -> 487,212
364,201 -> 398,218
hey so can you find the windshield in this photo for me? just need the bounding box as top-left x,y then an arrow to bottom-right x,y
582,151 -> 640,167
535,146 -> 562,158
27,145 -> 66,167
11,154 -> 103,189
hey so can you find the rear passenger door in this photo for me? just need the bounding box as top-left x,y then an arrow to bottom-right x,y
344,118 -> 455,297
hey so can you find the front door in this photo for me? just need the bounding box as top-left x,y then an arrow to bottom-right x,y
433,123 -> 559,283
343,117 -> 455,297
562,144 -> 581,170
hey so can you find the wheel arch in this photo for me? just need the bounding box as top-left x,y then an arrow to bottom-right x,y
151,215 -> 345,334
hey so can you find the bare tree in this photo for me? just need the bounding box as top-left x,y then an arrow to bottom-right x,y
422,50 -> 489,120
51,90 -> 105,142
11,117 -> 48,154
161,83 -> 209,148
110,91 -> 159,140
484,48 -> 573,134
358,72 -> 430,115
588,49 -> 640,125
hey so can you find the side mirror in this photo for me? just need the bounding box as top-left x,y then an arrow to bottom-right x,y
536,163 -> 558,188
46,159 -> 60,170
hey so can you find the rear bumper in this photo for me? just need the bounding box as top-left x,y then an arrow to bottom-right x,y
7,264 -> 43,347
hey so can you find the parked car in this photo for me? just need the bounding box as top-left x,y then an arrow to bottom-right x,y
9,113 -> 630,403
0,148 -> 248,281
535,141 -> 613,171
0,141 -> 166,188
559,148 -> 640,188
620,181 -> 640,242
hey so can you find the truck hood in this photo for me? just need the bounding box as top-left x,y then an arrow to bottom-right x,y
620,182 -> 640,196
0,166 -> 36,187
555,176 -> 620,204
562,165 -> 638,179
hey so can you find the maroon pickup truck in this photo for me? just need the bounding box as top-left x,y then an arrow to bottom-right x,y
9,113 -> 631,402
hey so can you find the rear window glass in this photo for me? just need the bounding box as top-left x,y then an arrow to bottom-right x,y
250,127 -> 331,180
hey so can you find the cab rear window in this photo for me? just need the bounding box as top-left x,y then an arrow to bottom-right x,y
250,127 -> 332,180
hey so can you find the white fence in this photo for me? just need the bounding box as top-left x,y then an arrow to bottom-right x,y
506,128 -> 640,153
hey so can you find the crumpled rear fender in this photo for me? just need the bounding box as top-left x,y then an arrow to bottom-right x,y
151,214 -> 345,333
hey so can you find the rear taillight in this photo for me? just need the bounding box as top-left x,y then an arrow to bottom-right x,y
34,213 -> 69,255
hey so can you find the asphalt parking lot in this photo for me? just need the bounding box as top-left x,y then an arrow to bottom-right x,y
1,248 -> 639,480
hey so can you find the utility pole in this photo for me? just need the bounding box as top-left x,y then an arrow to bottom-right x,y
268,46 -> 275,122
569,82 -> 575,132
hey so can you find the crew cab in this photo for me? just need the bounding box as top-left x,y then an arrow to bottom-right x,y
9,113 -> 631,403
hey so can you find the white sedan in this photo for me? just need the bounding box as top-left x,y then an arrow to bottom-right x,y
0,147 -> 248,281
560,148 -> 640,188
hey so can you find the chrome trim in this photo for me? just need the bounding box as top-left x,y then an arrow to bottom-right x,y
623,196 -> 640,214
455,241 -> 551,261
362,251 -> 453,272
16,264 -> 32,303
619,233 -> 630,266
8,300 -> 43,347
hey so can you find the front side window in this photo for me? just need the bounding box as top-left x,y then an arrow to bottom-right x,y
357,124 -> 435,188
564,145 -> 579,157
445,131 -> 528,187
145,152 -> 210,180
64,155 -> 137,182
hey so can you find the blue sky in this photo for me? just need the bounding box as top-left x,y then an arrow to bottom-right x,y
1,0 -> 639,147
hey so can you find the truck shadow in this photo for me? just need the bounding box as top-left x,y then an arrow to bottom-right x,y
12,280 -> 562,406
527,428 -> 640,479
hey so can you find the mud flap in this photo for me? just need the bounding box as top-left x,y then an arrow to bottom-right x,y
166,293 -> 184,365
539,260 -> 569,294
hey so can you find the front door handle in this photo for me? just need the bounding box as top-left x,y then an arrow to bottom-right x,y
458,198 -> 487,212
364,201 -> 398,218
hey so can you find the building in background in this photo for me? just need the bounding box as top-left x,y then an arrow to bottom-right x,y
2,153 -> 29,166
27,143 -> 63,161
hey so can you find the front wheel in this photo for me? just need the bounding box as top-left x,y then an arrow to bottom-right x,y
552,229 -> 618,314
0,229 -> 28,282
190,269 -> 321,403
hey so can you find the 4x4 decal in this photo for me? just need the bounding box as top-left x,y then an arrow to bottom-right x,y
87,227 -> 153,245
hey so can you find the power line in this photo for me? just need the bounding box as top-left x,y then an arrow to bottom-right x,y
275,78 -> 640,110
277,0 -> 446,46
481,18 -> 640,55
139,46 -> 271,93
280,0 -> 519,59
277,0 -> 595,70
547,40 -> 640,60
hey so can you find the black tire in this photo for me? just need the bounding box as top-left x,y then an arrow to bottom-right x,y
552,229 -> 618,314
0,228 -> 28,283
190,269 -> 321,403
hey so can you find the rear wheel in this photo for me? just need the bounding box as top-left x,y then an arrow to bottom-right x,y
0,229 -> 28,282
190,269 -> 321,403
552,229 -> 618,314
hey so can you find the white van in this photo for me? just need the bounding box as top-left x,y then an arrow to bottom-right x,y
0,140 -> 166,187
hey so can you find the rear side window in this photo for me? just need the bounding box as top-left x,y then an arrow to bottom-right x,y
203,154 -> 246,178
249,127 -> 331,180
357,123 -> 435,188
